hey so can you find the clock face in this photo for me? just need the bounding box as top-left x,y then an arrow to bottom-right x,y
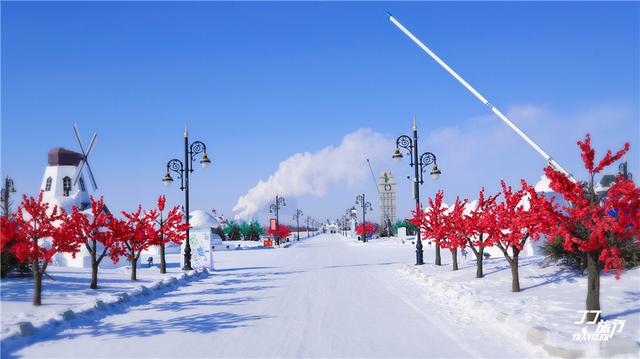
384,184 -> 392,191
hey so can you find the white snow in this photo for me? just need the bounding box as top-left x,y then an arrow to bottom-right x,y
189,210 -> 220,229
1,234 -> 638,358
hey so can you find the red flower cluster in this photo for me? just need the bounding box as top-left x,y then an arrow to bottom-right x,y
268,224 -> 291,239
545,134 -> 637,278
355,222 -> 376,236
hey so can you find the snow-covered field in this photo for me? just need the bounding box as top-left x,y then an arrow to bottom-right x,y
363,236 -> 640,357
1,234 -> 638,358
0,254 -> 209,341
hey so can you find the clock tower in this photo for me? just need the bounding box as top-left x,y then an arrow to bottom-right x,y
377,170 -> 397,228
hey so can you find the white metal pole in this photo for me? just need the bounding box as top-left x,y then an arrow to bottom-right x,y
387,13 -> 576,182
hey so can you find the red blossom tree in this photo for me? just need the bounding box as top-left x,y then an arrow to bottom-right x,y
493,180 -> 555,292
544,134 -> 638,320
0,192 -> 81,305
111,207 -> 159,280
69,196 -> 122,289
460,188 -> 499,278
355,222 -> 377,238
439,197 -> 468,271
148,195 -> 188,273
267,224 -> 291,243
0,215 -> 17,254
410,190 -> 448,266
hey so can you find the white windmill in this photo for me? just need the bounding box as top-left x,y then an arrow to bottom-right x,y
40,125 -> 99,212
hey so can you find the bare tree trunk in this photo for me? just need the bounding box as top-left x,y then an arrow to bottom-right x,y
160,244 -> 166,274
130,249 -> 138,281
33,262 -> 42,306
476,246 -> 484,278
586,251 -> 601,322
90,258 -> 99,289
467,238 -> 484,278
435,244 -> 442,266
451,249 -> 458,271
90,239 -> 98,289
131,258 -> 137,280
510,252 -> 520,292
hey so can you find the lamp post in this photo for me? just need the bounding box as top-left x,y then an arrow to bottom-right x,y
162,126 -> 211,271
269,195 -> 286,245
355,194 -> 372,242
393,117 -> 442,266
1,175 -> 16,217
293,209 -> 303,241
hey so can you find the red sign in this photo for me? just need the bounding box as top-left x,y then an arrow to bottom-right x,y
270,218 -> 277,231
263,239 -> 273,247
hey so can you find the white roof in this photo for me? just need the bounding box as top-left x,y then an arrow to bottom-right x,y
189,210 -> 220,229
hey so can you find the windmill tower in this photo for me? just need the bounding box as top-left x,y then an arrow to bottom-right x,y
40,125 -> 98,212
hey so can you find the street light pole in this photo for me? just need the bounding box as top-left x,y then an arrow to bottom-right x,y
162,125 -> 211,271
355,194 -> 372,243
393,117 -> 442,266
293,209 -> 303,241
269,195 -> 286,245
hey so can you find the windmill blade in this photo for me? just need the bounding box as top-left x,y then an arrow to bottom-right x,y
73,159 -> 87,186
73,124 -> 87,154
84,160 -> 98,191
72,124 -> 88,186
75,133 -> 97,187
85,133 -> 97,157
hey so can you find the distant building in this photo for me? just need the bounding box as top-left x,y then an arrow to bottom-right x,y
377,170 -> 397,227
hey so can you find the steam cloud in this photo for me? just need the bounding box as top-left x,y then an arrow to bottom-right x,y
233,128 -> 392,220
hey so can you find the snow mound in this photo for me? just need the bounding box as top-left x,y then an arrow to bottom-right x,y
189,210 -> 220,229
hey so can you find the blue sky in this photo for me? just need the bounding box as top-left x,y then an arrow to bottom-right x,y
2,2 -> 638,224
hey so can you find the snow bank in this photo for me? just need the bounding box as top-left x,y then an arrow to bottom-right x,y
1,267 -> 209,349
399,261 -> 639,358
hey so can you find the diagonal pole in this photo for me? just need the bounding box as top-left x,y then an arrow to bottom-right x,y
387,13 -> 576,182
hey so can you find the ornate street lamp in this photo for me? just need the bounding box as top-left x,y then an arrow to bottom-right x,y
1,175 -> 17,217
161,125 -> 211,271
293,209 -> 303,241
269,195 -> 286,245
355,194 -> 372,242
393,117 -> 442,266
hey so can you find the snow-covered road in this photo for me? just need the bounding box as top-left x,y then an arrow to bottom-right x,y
9,234 -> 538,358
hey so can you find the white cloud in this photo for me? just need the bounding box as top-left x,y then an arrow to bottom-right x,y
232,128 -> 392,220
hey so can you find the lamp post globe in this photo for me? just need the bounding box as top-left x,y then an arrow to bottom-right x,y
430,164 -> 441,180
392,148 -> 403,164
200,153 -> 212,169
162,173 -> 173,187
